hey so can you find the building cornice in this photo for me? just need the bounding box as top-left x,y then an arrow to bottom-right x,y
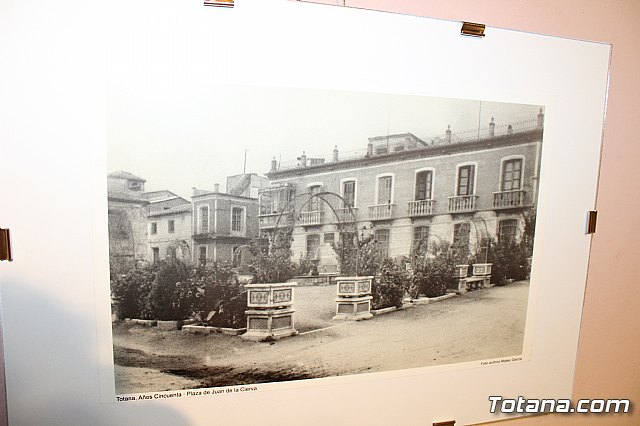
192,192 -> 258,202
268,129 -> 543,180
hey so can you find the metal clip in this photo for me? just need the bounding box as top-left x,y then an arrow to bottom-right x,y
586,211 -> 598,234
203,0 -> 234,7
0,229 -> 12,261
461,21 -> 485,37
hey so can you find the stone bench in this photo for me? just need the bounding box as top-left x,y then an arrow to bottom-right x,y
465,275 -> 492,291
465,276 -> 484,291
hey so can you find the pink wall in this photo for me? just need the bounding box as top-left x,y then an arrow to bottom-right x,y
304,1 -> 640,424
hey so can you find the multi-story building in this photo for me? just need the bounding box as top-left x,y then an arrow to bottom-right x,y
191,182 -> 261,267
258,111 -> 544,272
226,173 -> 269,198
107,171 -> 149,272
142,190 -> 190,213
144,190 -> 193,263
108,171 -> 265,268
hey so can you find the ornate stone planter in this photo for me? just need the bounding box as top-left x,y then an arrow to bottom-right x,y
242,282 -> 298,341
455,264 -> 469,278
472,263 -> 492,276
472,263 -> 493,287
333,276 -> 374,321
452,264 -> 470,293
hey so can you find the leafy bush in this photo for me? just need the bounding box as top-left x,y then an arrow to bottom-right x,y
411,240 -> 457,298
110,264 -> 156,320
372,258 -> 408,310
147,259 -> 192,320
331,232 -> 384,276
249,227 -> 297,283
187,263 -> 246,328
472,234 -> 532,285
111,259 -> 247,326
208,291 -> 247,329
295,255 -> 317,276
490,240 -> 530,284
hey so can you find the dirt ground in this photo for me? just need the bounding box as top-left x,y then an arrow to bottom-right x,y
113,281 -> 530,394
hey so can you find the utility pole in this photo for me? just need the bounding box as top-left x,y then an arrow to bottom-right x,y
243,149 -> 247,174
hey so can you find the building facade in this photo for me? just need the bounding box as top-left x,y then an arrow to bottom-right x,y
226,173 -> 269,198
143,190 -> 193,263
259,112 -> 544,272
147,204 -> 193,263
107,172 -> 265,269
107,171 -> 149,272
191,185 -> 260,267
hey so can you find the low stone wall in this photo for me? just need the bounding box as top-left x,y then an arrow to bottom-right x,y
182,325 -> 247,335
125,319 -> 157,326
124,318 -> 196,329
371,293 -> 457,315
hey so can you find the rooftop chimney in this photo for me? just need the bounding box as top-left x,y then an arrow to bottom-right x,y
270,157 -> 277,173
214,183 -> 220,193
489,117 -> 495,137
445,125 -> 452,143
537,108 -> 544,128
333,145 -> 339,162
300,151 -> 307,167
366,142 -> 373,157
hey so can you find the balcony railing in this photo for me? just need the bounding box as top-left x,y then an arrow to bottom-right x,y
258,213 -> 280,229
368,203 -> 395,220
336,207 -> 359,223
299,210 -> 325,226
493,190 -> 526,209
448,195 -> 479,213
407,199 -> 436,217
193,232 -> 216,240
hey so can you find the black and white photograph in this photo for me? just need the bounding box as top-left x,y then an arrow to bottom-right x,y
107,85 -> 544,395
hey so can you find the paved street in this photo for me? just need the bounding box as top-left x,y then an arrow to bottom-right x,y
113,281 -> 529,394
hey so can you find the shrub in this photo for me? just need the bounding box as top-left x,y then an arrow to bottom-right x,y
372,258 -> 408,310
181,263 -> 246,328
208,291 -> 247,329
295,255 -> 316,276
110,263 -> 156,320
476,236 -> 531,285
249,227 -> 297,283
492,240 -> 530,284
147,259 -> 192,320
411,240 -> 457,298
331,232 -> 384,276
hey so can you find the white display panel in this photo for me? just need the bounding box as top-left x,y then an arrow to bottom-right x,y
0,0 -> 610,424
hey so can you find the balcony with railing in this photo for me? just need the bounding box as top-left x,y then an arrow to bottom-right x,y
493,190 -> 527,209
258,213 -> 281,229
448,195 -> 479,213
193,231 -> 217,241
368,204 -> 394,221
299,210 -> 325,226
336,207 -> 359,223
407,199 -> 436,217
